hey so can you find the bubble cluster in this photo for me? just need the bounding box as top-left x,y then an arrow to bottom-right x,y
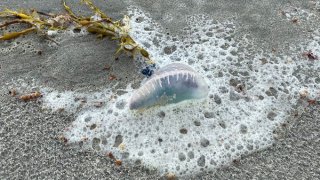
280,4 -> 316,22
0,40 -> 40,56
17,5 -> 318,177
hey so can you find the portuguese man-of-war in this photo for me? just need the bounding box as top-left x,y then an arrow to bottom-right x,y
129,63 -> 209,110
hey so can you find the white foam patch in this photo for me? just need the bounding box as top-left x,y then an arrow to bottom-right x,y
41,88 -> 112,113
280,4 -> 316,22
38,6 -> 320,176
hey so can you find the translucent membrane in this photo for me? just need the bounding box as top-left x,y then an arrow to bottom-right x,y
129,63 -> 209,109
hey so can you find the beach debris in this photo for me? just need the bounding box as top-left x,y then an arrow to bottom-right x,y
302,50 -> 318,60
8,89 -> 17,97
107,152 -> 115,160
291,18 -> 299,24
165,172 -> 176,180
307,99 -> 320,106
115,159 -> 122,166
106,152 -> 122,166
93,101 -> 104,108
103,64 -> 111,71
0,0 -> 154,63
109,74 -> 117,81
58,135 -> 68,144
19,91 -> 42,101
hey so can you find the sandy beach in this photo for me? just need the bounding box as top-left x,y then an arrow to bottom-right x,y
1,0 -> 319,179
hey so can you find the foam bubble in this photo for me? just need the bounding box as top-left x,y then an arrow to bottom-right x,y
280,4 -> 315,22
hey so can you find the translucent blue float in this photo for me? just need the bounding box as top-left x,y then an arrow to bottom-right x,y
129,63 -> 209,109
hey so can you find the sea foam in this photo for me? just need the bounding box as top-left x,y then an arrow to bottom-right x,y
13,5 -> 317,177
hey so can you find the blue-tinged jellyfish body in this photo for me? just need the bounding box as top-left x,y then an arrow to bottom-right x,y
129,63 -> 209,110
